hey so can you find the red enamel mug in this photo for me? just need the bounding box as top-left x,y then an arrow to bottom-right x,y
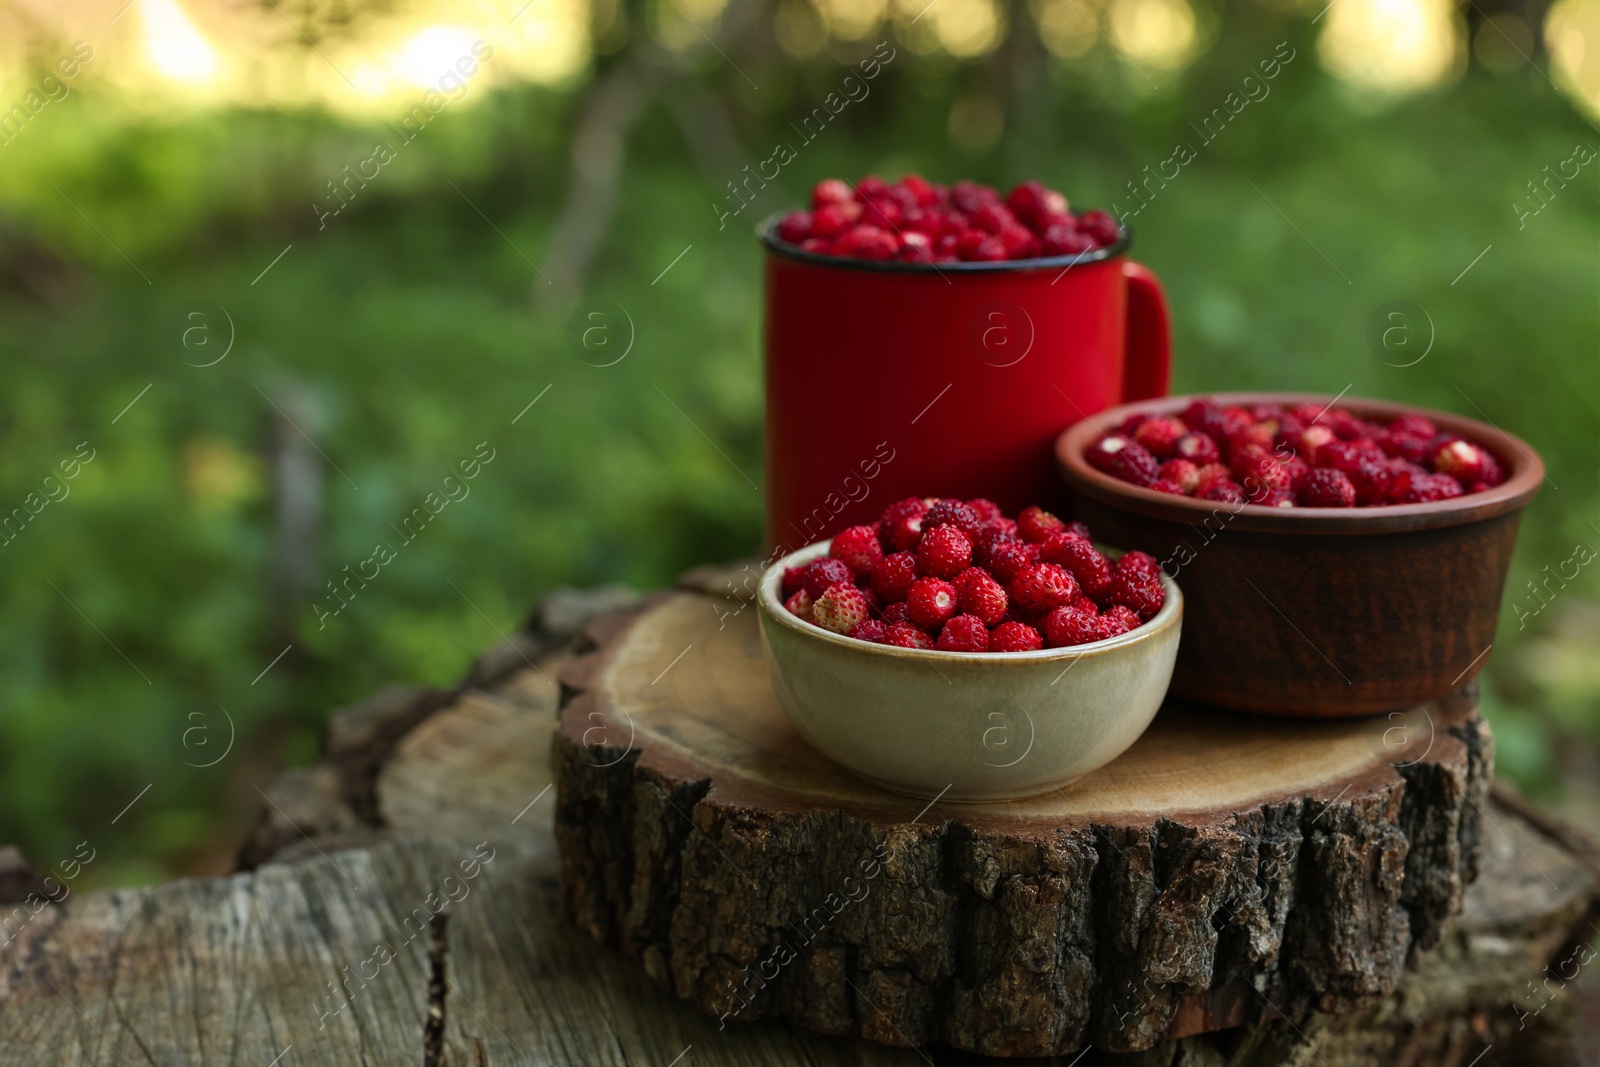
761,218 -> 1172,553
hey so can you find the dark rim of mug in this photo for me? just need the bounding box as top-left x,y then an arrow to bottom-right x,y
756,212 -> 1133,273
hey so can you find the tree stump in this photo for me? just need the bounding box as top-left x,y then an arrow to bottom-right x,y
0,572 -> 1594,1066
555,581 -> 1495,1057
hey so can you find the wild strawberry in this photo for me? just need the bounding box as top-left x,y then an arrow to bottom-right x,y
1279,455 -> 1311,492
1290,425 -> 1336,466
1109,569 -> 1164,621
969,203 -> 1016,235
954,567 -> 1008,625
1326,409 -> 1367,440
1299,468 -> 1356,508
1389,413 -> 1438,439
883,622 -> 934,649
830,525 -> 884,574
1133,416 -> 1187,459
1044,535 -> 1115,600
1071,594 -> 1100,615
1175,432 -> 1221,466
997,224 -> 1039,258
871,551 -> 918,602
1078,210 -> 1120,246
1150,478 -> 1186,495
1232,447 -> 1292,499
1005,179 -> 1069,228
776,211 -> 812,244
896,231 -> 935,263
935,615 -> 990,652
1382,432 -> 1433,465
899,173 -> 939,207
967,498 -> 1004,522
878,497 -> 928,551
803,558 -> 855,599
951,179 -> 999,213
1398,472 -> 1464,503
1431,439 -> 1497,487
810,201 -> 862,238
834,225 -> 899,260
881,602 -> 911,626
990,620 -> 1043,652
1044,605 -> 1102,648
1201,479 -> 1246,503
1117,551 -> 1162,580
1226,423 -> 1276,458
1065,520 -> 1092,540
978,515 -> 1019,542
781,564 -> 809,597
812,178 -> 854,208
1041,223 -> 1093,256
985,540 -> 1040,584
784,589 -> 814,621
1319,439 -> 1383,475
1017,506 -> 1066,545
1262,489 -> 1296,507
1100,605 -> 1142,637
1478,451 -> 1505,487
923,499 -> 984,540
849,619 -> 889,643
1010,563 -> 1079,616
813,583 -> 869,633
957,232 -> 1008,262
916,524 -> 973,579
1192,463 -> 1232,497
906,577 -> 960,630
1159,458 -> 1202,494
1085,436 -> 1160,487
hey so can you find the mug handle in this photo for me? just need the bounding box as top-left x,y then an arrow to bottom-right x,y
1122,260 -> 1172,401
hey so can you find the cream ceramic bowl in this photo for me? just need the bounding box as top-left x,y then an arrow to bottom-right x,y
757,540 -> 1183,801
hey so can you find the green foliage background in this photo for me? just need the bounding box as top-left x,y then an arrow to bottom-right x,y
1,4 -> 1597,884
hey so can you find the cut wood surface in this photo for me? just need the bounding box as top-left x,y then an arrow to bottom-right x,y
0,578 -> 1595,1065
555,583 -> 1498,1056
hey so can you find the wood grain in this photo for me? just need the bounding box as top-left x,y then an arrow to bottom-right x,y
555,586 -> 1495,1056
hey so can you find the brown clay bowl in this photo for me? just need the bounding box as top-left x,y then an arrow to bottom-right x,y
1056,392 -> 1544,717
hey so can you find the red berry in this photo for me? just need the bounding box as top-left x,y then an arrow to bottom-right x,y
1389,413 -> 1438,439
812,178 -> 854,208
883,622 -> 934,649
899,173 -> 939,207
1133,416 -> 1187,459
1043,534 -> 1115,601
896,231 -> 935,263
954,567 -> 1009,626
1159,458 -> 1201,494
951,180 -> 999,213
849,619 -> 889,643
1016,506 -> 1066,545
830,525 -> 884,574
1262,489 -> 1296,507
810,201 -> 862,238
1078,210 -> 1119,246
834,225 -> 899,260
1201,479 -> 1246,504
906,577 -> 960,630
803,558 -> 854,599
1070,594 -> 1099,615
1299,468 -> 1356,508
923,499 -> 984,540
1005,179 -> 1069,228
1174,432 -> 1221,466
878,497 -> 928,551
871,551 -> 918,602
1065,520 -> 1092,540
996,224 -> 1038,258
1192,463 -> 1232,497
776,211 -> 812,244
1041,223 -> 1093,256
935,615 -> 990,652
916,524 -> 973,579
881,602 -> 911,626
990,620 -> 1043,652
1085,436 -> 1160,487
1383,431 -> 1433,465
1099,605 -> 1142,637
1431,439 -> 1495,486
784,589 -> 814,621
1010,563 -> 1079,616
1117,551 -> 1162,581
985,539 -> 1041,584
1109,569 -> 1164,621
1044,605 -> 1102,648
813,583 -> 869,633
781,564 -> 809,597
1150,478 -> 1185,495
